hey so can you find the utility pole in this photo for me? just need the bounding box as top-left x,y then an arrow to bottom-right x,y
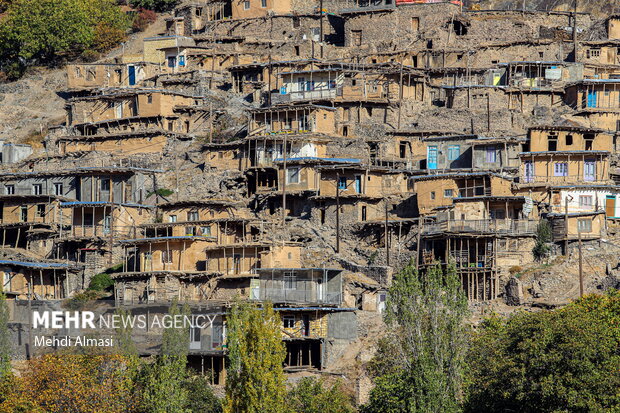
336,172 -> 340,253
319,0 -> 324,59
578,229 -> 584,298
573,0 -> 579,62
282,134 -> 287,227
385,199 -> 390,266
564,196 -> 570,254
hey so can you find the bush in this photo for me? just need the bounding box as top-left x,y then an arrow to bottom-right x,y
184,375 -> 222,413
508,265 -> 523,275
288,377 -> 355,413
63,290 -> 102,310
88,272 -> 114,292
130,0 -> 178,12
132,8 -> 157,32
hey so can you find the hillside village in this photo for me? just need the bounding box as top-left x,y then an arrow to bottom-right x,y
3,0 -> 620,404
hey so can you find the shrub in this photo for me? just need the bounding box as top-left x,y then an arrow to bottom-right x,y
508,265 -> 523,275
132,8 -> 157,32
88,272 -> 114,292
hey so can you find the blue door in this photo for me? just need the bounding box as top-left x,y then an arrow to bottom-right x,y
355,175 -> 362,194
587,90 -> 597,108
128,65 -> 136,86
427,146 -> 438,170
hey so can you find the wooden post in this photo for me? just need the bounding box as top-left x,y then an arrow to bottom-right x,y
384,199 -> 389,267
282,134 -> 287,226
565,197 -> 569,254
336,172 -> 340,253
578,229 -> 583,298
486,93 -> 491,132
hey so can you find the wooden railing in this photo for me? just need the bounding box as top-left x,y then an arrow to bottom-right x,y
422,219 -> 538,235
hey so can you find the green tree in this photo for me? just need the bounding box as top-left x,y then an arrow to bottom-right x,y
362,262 -> 468,413
130,0 -> 178,12
114,307 -> 138,360
224,301 -> 287,413
533,219 -> 552,260
0,290 -> 10,379
140,300 -> 191,413
288,377 -> 355,413
465,290 -> 620,412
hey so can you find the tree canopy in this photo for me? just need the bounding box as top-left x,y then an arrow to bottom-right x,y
0,0 -> 129,78
465,290 -> 620,412
224,301 -> 287,413
362,262 -> 469,413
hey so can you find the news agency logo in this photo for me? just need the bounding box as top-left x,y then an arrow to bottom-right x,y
31,311 -> 218,348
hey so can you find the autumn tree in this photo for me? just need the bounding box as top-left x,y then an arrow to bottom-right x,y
130,0 -> 178,12
362,262 -> 468,413
0,354 -> 137,413
224,301 -> 287,413
465,290 -> 620,412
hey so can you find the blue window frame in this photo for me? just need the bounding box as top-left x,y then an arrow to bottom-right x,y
338,177 -> 347,190
447,145 -> 460,161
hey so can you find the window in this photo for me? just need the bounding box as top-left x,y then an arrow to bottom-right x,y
195,7 -> 202,16
243,1 -> 250,10
554,163 -> 568,177
36,204 -> 45,218
168,215 -> 177,223
578,218 -> 592,233
20,206 -> 27,222
286,167 -> 300,184
338,177 -> 347,190
261,0 -> 267,7
430,191 -> 436,200
167,56 -> 177,68
53,183 -> 63,196
447,145 -> 460,161
565,134 -> 573,146
352,30 -> 363,46
444,189 -> 453,198
579,195 -> 593,207
5,185 -> 14,195
284,272 -> 296,289
283,316 -> 296,328
293,16 -> 300,28
486,145 -> 497,163
147,94 -> 153,104
2,272 -> 10,292
587,48 -> 601,58
32,184 -> 42,195
101,179 -> 110,191
187,211 -> 199,221
411,17 -> 419,32
201,226 -> 211,236
186,226 -> 197,236
162,250 -> 173,264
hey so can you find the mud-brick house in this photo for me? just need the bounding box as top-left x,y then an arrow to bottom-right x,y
423,135 -> 476,170
66,62 -> 159,91
517,126 -> 613,189
409,172 -> 514,215
309,164 -> 407,226
142,199 -> 253,243
0,195 -> 71,254
249,104 -> 338,136
67,90 -> 209,135
0,259 -> 83,300
470,136 -> 524,172
547,210 -> 606,242
420,196 -> 538,301
565,79 -> 620,131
